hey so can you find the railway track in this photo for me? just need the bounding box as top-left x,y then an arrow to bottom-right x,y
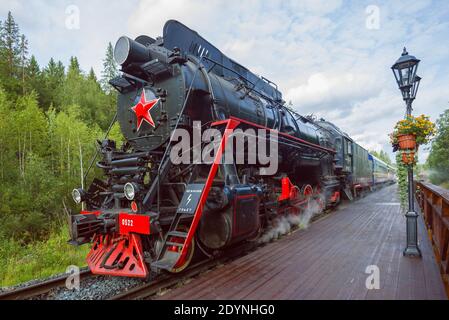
0,244 -> 252,301
0,269 -> 92,300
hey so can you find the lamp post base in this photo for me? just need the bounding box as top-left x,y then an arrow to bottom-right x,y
403,210 -> 422,258
403,245 -> 422,257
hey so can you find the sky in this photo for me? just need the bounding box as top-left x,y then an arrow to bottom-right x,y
1,0 -> 449,163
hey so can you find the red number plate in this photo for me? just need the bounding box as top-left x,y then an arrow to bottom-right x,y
118,213 -> 150,235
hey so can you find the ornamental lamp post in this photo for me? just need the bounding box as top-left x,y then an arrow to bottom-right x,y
391,47 -> 422,257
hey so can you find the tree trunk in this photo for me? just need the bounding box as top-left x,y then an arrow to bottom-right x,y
0,141 -> 3,181
22,132 -> 26,179
60,136 -> 63,174
67,137 -> 71,179
78,137 -> 84,211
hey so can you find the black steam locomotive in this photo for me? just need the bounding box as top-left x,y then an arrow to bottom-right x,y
69,20 -> 395,278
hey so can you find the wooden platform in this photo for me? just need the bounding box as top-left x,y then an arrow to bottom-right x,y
156,185 -> 447,300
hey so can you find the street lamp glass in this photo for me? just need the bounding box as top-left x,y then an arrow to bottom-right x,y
391,47 -> 420,99
401,68 -> 410,85
411,75 -> 421,100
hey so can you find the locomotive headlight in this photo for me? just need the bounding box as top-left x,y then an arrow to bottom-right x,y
72,188 -> 86,204
124,182 -> 139,201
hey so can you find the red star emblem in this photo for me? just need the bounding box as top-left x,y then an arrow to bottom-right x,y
131,90 -> 159,131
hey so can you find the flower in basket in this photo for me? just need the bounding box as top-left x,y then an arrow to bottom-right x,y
390,114 -> 436,150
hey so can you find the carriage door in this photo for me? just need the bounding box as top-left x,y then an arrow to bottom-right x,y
343,138 -> 353,173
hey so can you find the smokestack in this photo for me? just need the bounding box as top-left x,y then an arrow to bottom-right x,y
114,36 -> 151,66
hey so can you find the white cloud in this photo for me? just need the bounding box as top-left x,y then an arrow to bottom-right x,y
0,0 -> 138,75
1,0 -> 448,164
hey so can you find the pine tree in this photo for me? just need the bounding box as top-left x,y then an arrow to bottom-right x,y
88,67 -> 102,91
0,12 -> 21,96
44,58 -> 58,82
27,55 -> 40,74
61,56 -> 83,107
2,12 -> 20,76
25,55 -> 41,95
19,34 -> 28,94
56,60 -> 65,77
100,42 -> 118,94
41,58 -> 65,110
88,67 -> 97,82
68,56 -> 81,77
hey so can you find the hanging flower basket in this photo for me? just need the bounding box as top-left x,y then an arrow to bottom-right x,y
397,134 -> 416,150
401,150 -> 416,165
390,115 -> 436,154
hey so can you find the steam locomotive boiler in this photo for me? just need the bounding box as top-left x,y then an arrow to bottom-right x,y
68,20 -> 394,278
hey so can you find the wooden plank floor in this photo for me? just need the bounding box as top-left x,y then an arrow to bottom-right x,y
156,185 -> 447,300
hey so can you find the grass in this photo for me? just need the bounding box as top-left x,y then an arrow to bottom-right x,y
0,225 -> 89,287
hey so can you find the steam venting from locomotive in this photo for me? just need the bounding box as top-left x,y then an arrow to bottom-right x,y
258,195 -> 324,244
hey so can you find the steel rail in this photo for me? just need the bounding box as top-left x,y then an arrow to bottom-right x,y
0,269 -> 92,300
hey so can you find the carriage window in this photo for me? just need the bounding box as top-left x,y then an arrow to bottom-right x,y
346,140 -> 352,154
335,138 -> 342,152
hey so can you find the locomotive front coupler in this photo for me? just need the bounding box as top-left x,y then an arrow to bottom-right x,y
69,209 -> 160,246
68,213 -> 116,246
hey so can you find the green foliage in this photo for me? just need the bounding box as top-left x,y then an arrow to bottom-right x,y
415,162 -> 426,180
369,150 -> 392,165
0,11 -> 125,285
24,55 -> 44,98
59,57 -> 113,130
427,109 -> 449,186
18,34 -> 28,94
0,225 -> 88,287
101,42 -> 119,94
395,152 -> 408,208
40,58 -> 65,110
0,11 -> 24,98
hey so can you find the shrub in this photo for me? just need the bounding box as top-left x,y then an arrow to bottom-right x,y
0,225 -> 88,287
